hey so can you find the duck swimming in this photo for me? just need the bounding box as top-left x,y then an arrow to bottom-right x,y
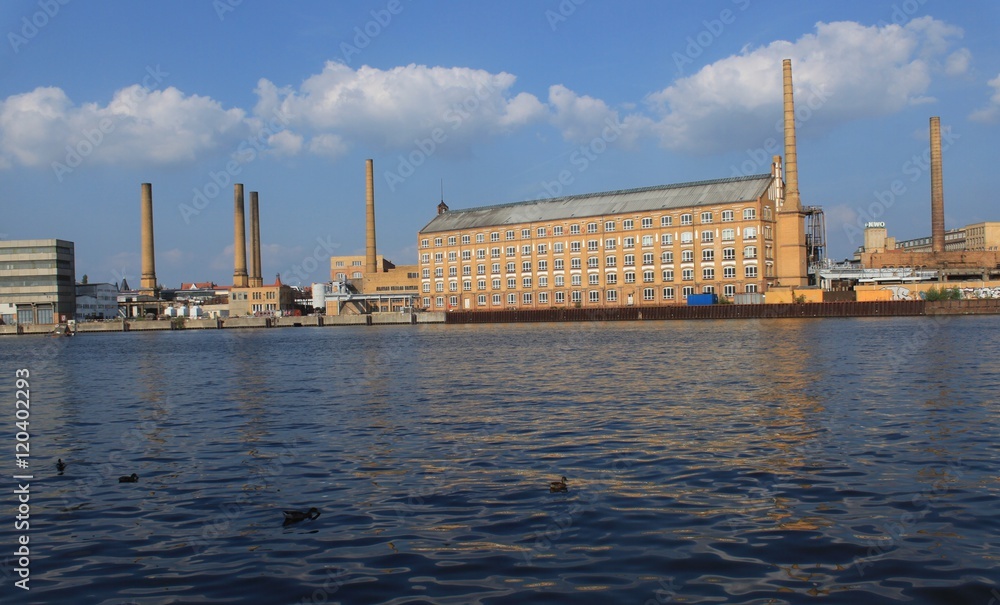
549,476 -> 568,493
56,459 -> 66,473
283,507 -> 321,525
118,473 -> 139,483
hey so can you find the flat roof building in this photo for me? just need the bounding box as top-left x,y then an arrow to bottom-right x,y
0,239 -> 76,325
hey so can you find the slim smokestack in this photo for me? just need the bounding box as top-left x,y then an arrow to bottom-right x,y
249,191 -> 262,287
365,158 -> 377,274
140,182 -> 157,294
233,183 -> 249,288
782,59 -> 801,211
930,116 -> 945,253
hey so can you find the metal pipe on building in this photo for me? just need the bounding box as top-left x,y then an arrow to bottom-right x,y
249,191 -> 262,287
782,59 -> 801,211
930,116 -> 945,253
140,183 -> 157,294
365,158 -> 378,275
233,183 -> 249,288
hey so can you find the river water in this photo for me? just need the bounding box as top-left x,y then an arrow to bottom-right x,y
1,316 -> 998,604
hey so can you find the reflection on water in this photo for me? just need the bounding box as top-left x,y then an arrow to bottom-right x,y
0,316 -> 997,604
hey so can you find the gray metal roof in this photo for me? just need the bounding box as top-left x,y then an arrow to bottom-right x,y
419,174 -> 773,234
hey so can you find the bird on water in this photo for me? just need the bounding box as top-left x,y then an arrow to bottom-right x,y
283,507 -> 321,525
119,473 -> 139,483
550,476 -> 568,493
56,459 -> 66,473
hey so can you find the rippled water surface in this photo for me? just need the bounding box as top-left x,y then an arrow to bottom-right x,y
1,316 -> 998,604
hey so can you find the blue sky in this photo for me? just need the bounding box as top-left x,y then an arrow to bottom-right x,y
2,0 -> 998,288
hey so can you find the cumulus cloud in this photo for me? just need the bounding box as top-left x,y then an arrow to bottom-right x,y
266,129 -> 303,157
643,17 -> 969,153
547,85 -> 649,146
969,73 -> 1000,123
254,62 -> 547,155
0,85 -> 251,170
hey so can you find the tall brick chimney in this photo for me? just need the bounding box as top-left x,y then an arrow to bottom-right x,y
930,116 -> 945,253
365,159 -> 377,275
233,184 -> 249,288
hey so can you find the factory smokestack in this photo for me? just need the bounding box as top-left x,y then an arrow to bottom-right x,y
782,59 -> 800,211
365,158 -> 378,275
930,116 -> 945,254
249,191 -> 262,287
233,183 -> 249,288
140,182 -> 157,294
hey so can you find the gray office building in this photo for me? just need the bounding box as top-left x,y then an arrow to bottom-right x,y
0,239 -> 77,324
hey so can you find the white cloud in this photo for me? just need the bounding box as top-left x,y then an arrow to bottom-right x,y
547,85 -> 649,146
0,85 -> 250,170
255,62 -> 547,155
969,73 -> 1000,123
643,18 -> 968,153
266,129 -> 303,157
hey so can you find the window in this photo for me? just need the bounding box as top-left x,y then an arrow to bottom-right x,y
623,237 -> 635,249
507,293 -> 516,305
554,259 -> 564,270
588,274 -> 600,285
478,279 -> 486,290
572,291 -> 582,302
721,210 -> 734,222
722,228 -> 735,241
702,285 -> 714,294
643,270 -> 655,283
448,252 -> 457,262
491,232 -> 500,242
744,246 -> 757,259
723,248 -> 736,260
661,215 -> 673,227
607,290 -> 618,302
435,267 -> 444,277
461,235 -> 470,245
622,219 -> 634,230
681,250 -> 694,263
435,282 -> 444,292
661,233 -> 673,246
555,275 -> 564,286
492,278 -> 501,289
462,250 -> 471,261
422,283 -> 431,292
571,258 -> 582,269
434,237 -> 443,247
663,287 -> 675,300
463,280 -> 472,291
682,286 -> 695,298
663,269 -> 674,281
421,253 -> 430,264
570,224 -> 581,235
523,277 -> 532,288
522,245 -> 532,256
682,268 -> 694,281
703,268 -> 714,280
446,236 -> 455,246
606,273 -> 618,284
745,265 -> 758,278
476,233 -> 484,243
605,238 -> 616,250
477,264 -> 485,275
462,265 -> 471,275
538,276 -> 548,287
643,288 -> 655,301
521,261 -> 531,272
477,294 -> 487,306
605,221 -> 616,232
538,260 -> 548,271
624,254 -> 635,266
701,230 -> 714,243
420,239 -> 429,248
491,247 -> 500,259
436,296 -> 444,307
724,284 -> 736,297
570,241 -> 581,253
589,290 -> 600,302
680,213 -> 692,225
744,227 -> 757,240
422,268 -> 430,278
700,212 -> 713,223
745,284 -> 758,293
553,226 -> 563,236
642,253 -> 654,265
434,253 -> 443,262
662,251 -> 674,263
555,291 -> 565,303
588,240 -> 599,252
553,242 -> 564,253
641,235 -> 654,247
521,228 -> 531,239
588,257 -> 599,268
449,281 -> 458,292
492,293 -> 502,305
680,232 -> 693,244
507,278 -> 516,289
605,256 -> 617,267
537,227 -> 547,237
506,246 -> 516,257
449,296 -> 458,306
492,263 -> 500,274
723,266 -> 736,279
743,208 -> 756,220
448,266 -> 457,276
537,244 -> 548,254
702,249 -> 714,262
641,217 -> 653,229
624,271 -> 635,284
538,292 -> 549,304
571,274 -> 582,285
476,249 -> 486,260
587,222 -> 598,233
506,230 -> 515,240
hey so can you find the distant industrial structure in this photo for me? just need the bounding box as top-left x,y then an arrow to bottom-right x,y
0,239 -> 76,324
